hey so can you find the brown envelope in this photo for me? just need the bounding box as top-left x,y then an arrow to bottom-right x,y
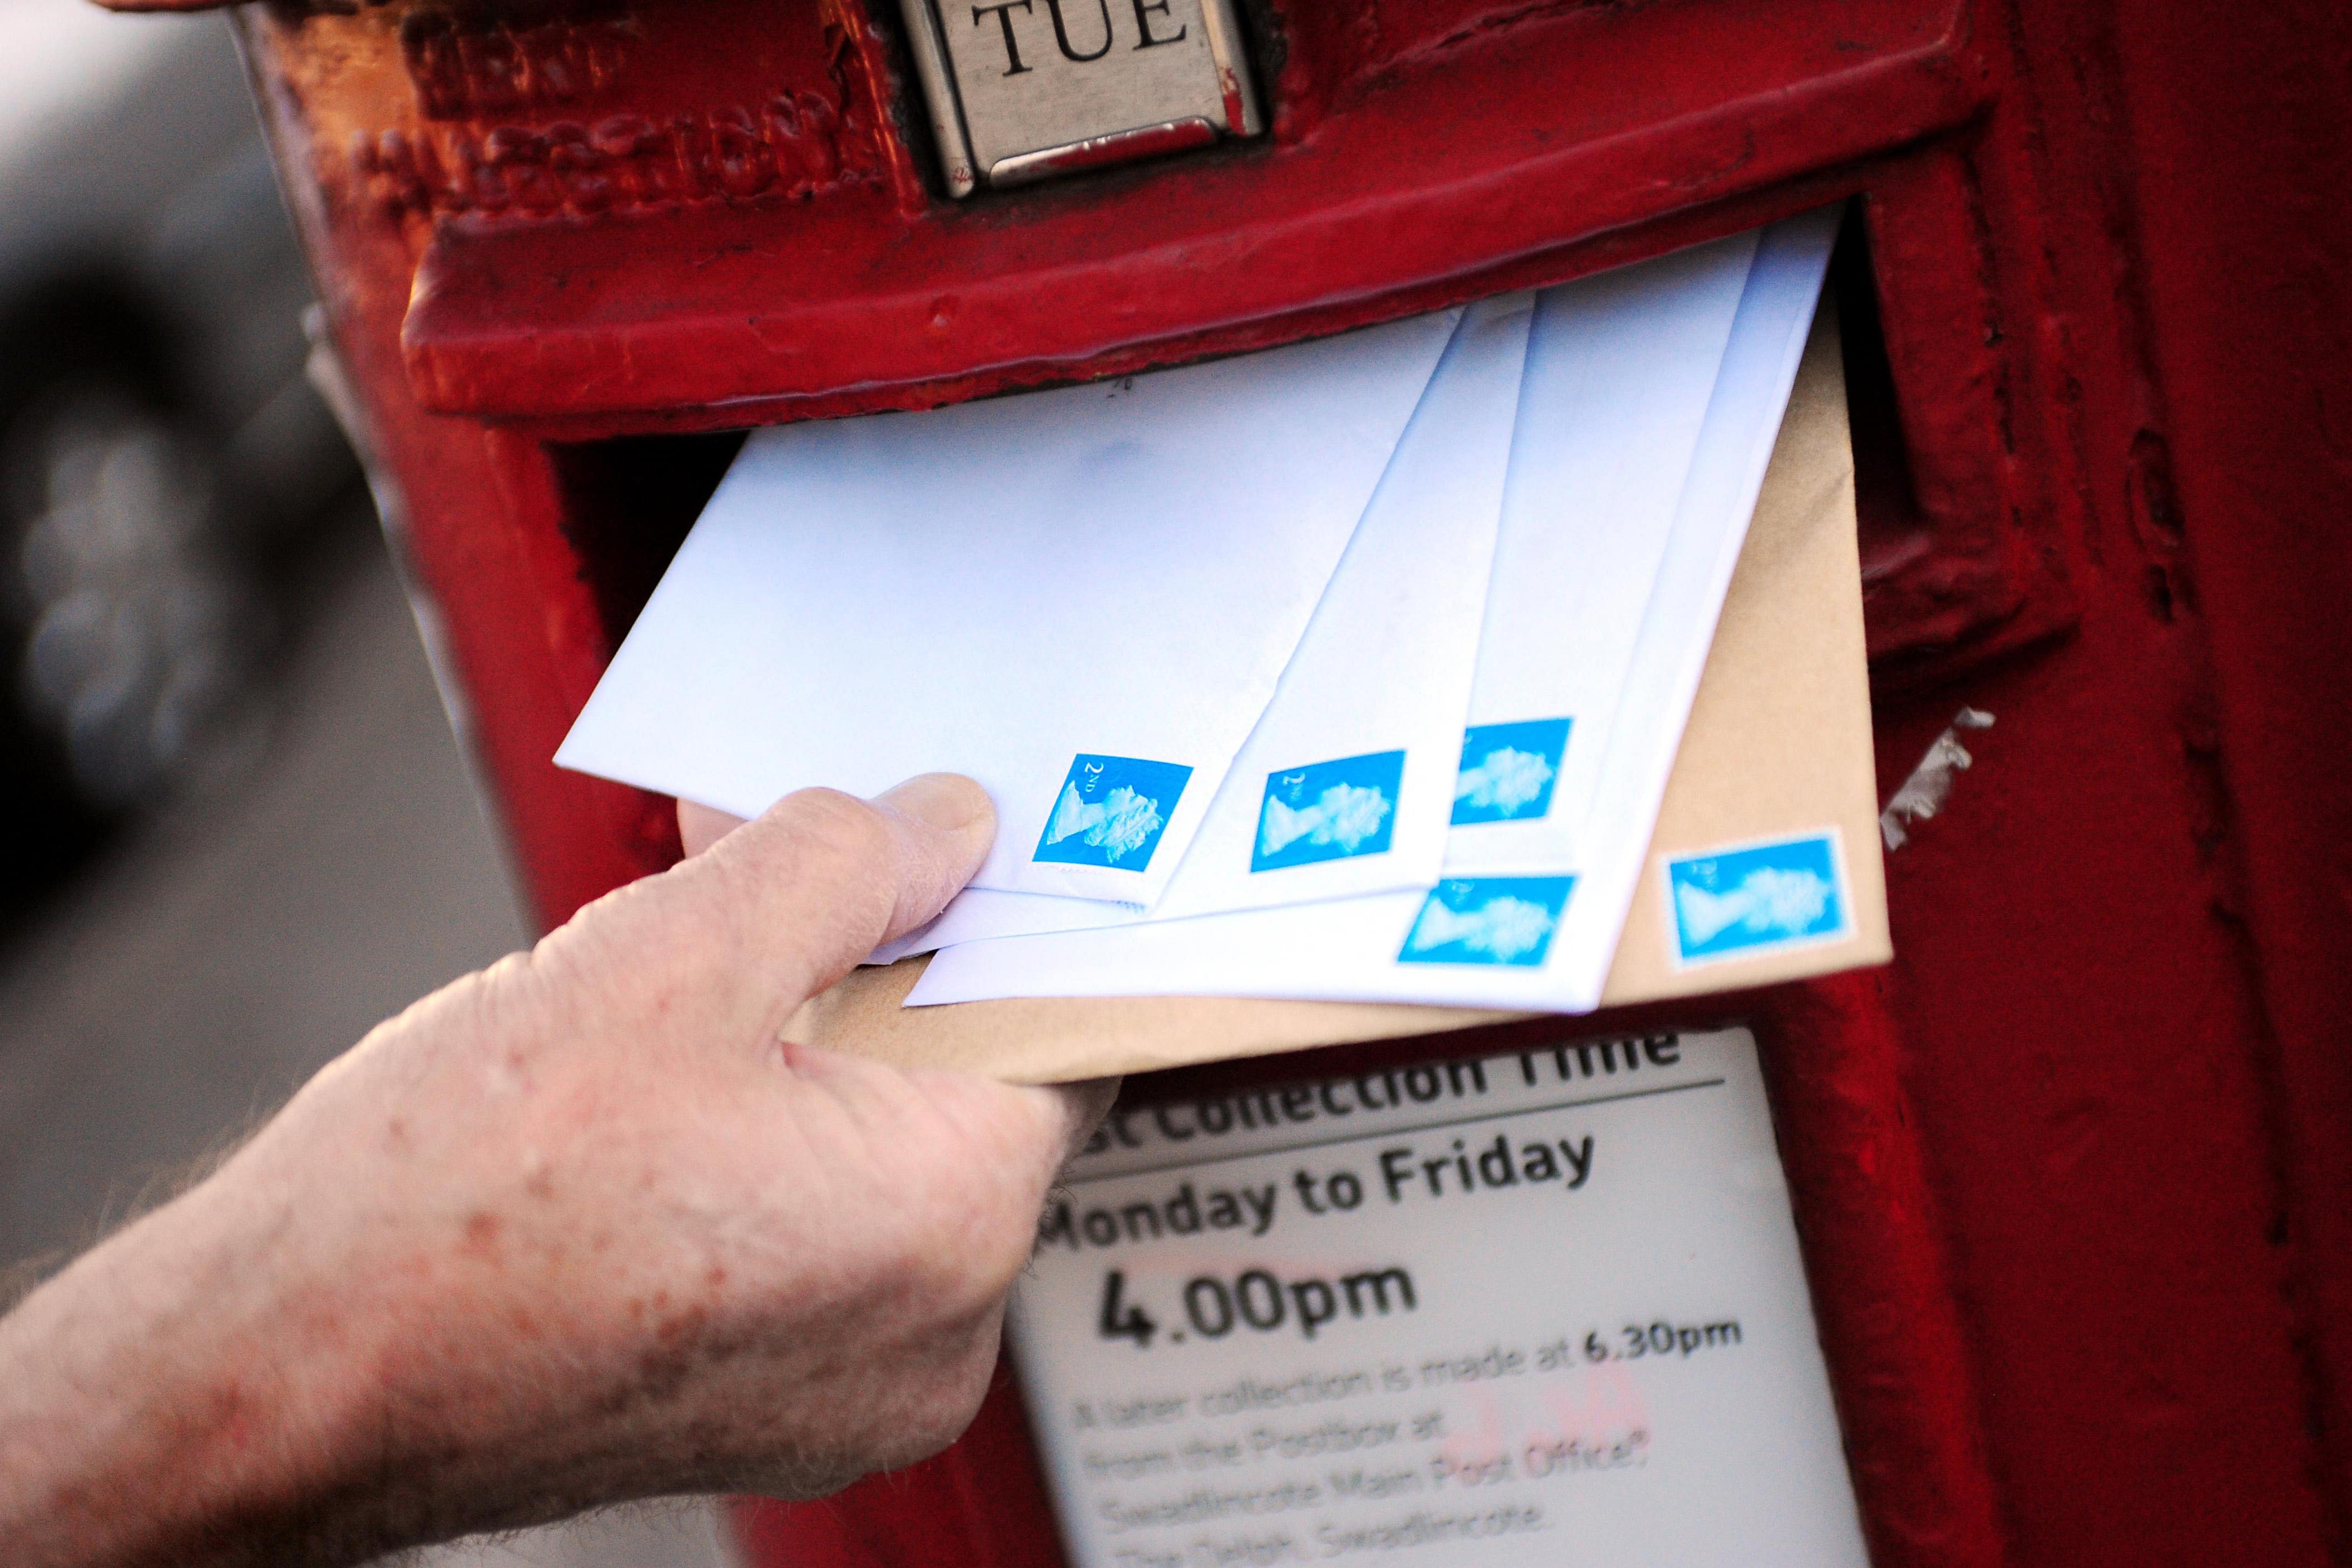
788,306 -> 1889,1082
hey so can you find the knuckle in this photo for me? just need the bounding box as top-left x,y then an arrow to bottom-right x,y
897,1346 -> 1002,1461
850,1313 -> 1004,1473
769,787 -> 895,869
846,1180 -> 1030,1336
910,1177 -> 1042,1311
762,788 -> 901,934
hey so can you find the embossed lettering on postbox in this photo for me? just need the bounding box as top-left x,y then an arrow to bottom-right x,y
897,0 -> 1260,195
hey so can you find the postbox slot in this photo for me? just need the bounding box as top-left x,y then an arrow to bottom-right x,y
532,202 -> 2048,708
543,263 -> 1900,677
1829,214 -> 1920,542
551,429 -> 743,656
1835,175 -> 2079,688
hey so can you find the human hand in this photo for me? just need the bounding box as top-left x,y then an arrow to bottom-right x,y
0,775 -> 1113,1568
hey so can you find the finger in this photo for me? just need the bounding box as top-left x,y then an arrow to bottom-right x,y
986,1077 -> 1121,1192
629,774 -> 996,1039
677,800 -> 749,857
1044,1078 -> 1122,1164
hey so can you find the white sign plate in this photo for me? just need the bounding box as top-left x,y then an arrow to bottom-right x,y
1008,1028 -> 1868,1567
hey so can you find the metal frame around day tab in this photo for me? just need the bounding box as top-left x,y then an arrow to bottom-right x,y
897,0 -> 1262,195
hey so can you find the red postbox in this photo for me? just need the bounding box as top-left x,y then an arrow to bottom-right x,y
109,0 -> 2352,1560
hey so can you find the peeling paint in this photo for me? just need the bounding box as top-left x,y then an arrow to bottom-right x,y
1881,708 -> 1996,850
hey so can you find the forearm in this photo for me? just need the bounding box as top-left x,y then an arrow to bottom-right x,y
0,1183 -> 374,1568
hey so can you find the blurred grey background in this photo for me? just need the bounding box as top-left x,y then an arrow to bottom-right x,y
0,3 -> 731,1562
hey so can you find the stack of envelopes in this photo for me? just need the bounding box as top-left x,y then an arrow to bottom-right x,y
558,207 -> 1889,1065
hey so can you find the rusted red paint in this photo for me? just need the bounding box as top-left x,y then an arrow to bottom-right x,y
228,0 -> 2352,1562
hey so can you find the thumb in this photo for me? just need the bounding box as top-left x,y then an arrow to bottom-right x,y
592,775 -> 994,1047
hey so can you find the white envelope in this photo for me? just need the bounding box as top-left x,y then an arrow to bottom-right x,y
1542,209 -> 1844,991
555,307 -> 1461,903
883,233 -> 1756,957
908,210 -> 1838,1011
875,292 -> 1533,960
1444,228 -> 1757,875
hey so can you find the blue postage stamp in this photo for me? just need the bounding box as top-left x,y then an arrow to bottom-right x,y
1251,750 -> 1406,872
1397,876 -> 1576,967
1450,717 -> 1573,825
1665,830 -> 1850,965
1034,755 -> 1193,871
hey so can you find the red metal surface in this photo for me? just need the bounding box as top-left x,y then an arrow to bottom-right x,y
229,0 -> 2352,1562
392,0 -> 1977,428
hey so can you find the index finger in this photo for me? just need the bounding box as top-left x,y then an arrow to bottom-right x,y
679,799 -> 748,857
